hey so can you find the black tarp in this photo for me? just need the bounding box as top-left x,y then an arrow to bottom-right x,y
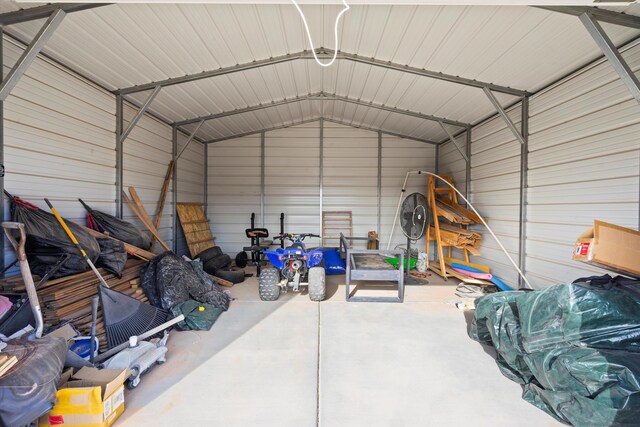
82,199 -> 152,250
7,194 -> 100,278
140,252 -> 230,311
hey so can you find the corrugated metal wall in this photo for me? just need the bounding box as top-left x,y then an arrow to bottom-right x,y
526,43 -> 640,287
207,135 -> 262,254
437,133 -> 468,197
437,43 -> 640,289
206,120 -> 437,255
2,36 -> 115,271
176,135 -> 205,256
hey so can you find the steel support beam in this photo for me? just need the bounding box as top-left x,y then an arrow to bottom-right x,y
539,6 -> 640,30
204,116 -> 437,145
115,94 -> 124,218
518,97 -> 530,289
438,121 -> 469,162
172,126 -> 178,253
118,50 -> 527,98
260,131 -> 265,227
0,9 -> 66,102
203,143 -> 208,218
483,87 -> 526,145
119,85 -> 161,144
176,120 -> 204,160
465,126 -> 471,202
319,119 -> 324,237
174,92 -> 469,130
0,3 -> 106,26
377,131 -> 382,236
580,13 -> 640,104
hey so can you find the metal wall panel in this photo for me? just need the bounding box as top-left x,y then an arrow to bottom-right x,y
438,137 -> 467,196
380,136 -> 436,251
526,43 -> 640,288
122,104 -> 174,251
2,36 -> 115,271
468,105 -> 523,287
265,122 -> 321,247
207,135 -> 261,254
323,122 -> 377,248
176,138 -> 205,256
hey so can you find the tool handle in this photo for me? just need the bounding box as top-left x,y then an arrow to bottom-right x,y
2,221 -> 26,258
44,198 -> 110,289
78,198 -> 93,213
89,296 -> 99,364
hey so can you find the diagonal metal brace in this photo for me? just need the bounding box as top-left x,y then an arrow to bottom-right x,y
438,121 -> 469,162
176,120 -> 205,160
483,87 -> 526,145
119,85 -> 161,144
0,9 -> 66,101
579,13 -> 640,104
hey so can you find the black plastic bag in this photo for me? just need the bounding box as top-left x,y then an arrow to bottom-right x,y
0,336 -> 67,427
8,194 -> 100,278
81,199 -> 152,250
140,252 -> 230,311
95,238 -> 127,278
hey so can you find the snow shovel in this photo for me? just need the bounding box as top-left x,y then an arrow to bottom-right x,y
44,199 -> 171,349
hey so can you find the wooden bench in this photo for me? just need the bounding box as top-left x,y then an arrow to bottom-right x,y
340,233 -> 405,303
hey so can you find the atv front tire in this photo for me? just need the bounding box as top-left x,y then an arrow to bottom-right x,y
308,267 -> 326,302
259,268 -> 280,301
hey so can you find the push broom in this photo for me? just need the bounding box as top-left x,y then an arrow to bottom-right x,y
45,198 -> 172,349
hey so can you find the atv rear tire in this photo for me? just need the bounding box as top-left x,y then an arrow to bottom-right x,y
215,266 -> 245,284
258,268 -> 280,301
308,267 -> 325,302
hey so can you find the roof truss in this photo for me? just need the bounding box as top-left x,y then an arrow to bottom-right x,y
174,92 -> 469,130
117,49 -> 528,97
0,3 -> 108,26
539,6 -> 640,30
203,116 -> 438,145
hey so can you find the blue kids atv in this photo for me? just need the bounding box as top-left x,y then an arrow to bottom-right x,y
258,233 -> 325,302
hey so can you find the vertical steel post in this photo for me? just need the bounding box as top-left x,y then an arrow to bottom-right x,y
465,126 -> 471,204
203,143 -> 208,218
377,131 -> 382,237
0,28 -> 4,275
518,97 -> 530,289
172,125 -> 178,253
319,118 -> 324,238
435,144 -> 440,175
115,94 -> 123,218
260,131 -> 265,227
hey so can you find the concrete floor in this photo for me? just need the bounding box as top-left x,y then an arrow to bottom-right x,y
118,268 -> 561,427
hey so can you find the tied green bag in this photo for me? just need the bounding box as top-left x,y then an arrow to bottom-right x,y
171,299 -> 223,331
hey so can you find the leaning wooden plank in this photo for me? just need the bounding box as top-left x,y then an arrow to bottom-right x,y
211,275 -> 233,287
152,160 -> 174,244
77,222 -> 157,260
122,190 -> 171,251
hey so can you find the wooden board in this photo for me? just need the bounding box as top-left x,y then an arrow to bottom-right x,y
123,189 -> 171,251
176,203 -> 216,257
152,161 -> 174,244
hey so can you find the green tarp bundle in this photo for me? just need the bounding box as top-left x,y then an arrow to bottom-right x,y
470,275 -> 640,426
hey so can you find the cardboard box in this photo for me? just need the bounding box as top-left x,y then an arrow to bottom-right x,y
39,367 -> 128,427
573,220 -> 640,277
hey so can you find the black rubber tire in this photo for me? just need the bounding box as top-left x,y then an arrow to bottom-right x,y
203,254 -> 231,275
215,266 -> 245,284
235,251 -> 248,269
259,268 -> 280,301
308,267 -> 326,302
197,247 -> 223,264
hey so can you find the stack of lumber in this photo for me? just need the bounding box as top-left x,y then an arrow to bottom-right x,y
0,354 -> 18,378
435,196 -> 480,225
430,223 -> 482,255
0,259 -> 147,352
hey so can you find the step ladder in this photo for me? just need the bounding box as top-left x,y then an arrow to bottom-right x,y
322,211 -> 353,246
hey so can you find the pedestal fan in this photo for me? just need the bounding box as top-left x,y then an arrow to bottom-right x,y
399,192 -> 429,281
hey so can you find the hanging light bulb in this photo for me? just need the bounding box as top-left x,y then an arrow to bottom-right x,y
291,0 -> 350,67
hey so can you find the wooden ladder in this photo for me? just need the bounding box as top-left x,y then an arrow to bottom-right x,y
322,211 -> 353,246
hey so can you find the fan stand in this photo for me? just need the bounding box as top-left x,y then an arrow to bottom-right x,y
404,236 -> 427,286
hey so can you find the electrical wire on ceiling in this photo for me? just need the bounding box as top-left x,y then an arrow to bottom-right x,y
291,0 -> 350,67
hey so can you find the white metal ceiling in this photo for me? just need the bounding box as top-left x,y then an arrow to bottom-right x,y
1,2 -> 639,142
